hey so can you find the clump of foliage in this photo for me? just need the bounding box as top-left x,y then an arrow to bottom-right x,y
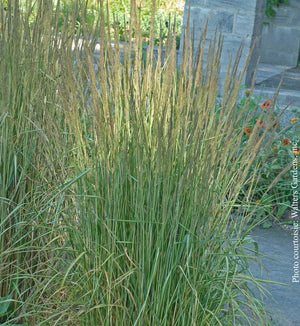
266,0 -> 289,17
1,0 -> 280,325
235,91 -> 299,222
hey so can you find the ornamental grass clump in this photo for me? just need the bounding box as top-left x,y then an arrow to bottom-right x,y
1,1 -> 276,325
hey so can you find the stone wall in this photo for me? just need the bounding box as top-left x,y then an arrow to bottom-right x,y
260,0 -> 300,67
179,0 -> 266,86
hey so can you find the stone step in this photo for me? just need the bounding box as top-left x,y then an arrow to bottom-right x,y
253,86 -> 300,108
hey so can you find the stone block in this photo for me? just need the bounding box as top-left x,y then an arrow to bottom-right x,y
184,0 -> 204,8
187,32 -> 254,85
288,0 -> 300,9
261,49 -> 299,67
261,25 -> 299,53
264,8 -> 300,28
187,8 -> 234,34
216,10 -> 234,33
259,0 -> 300,67
179,0 -> 266,87
189,7 -> 208,31
221,35 -> 252,65
207,0 -> 256,12
235,13 -> 255,36
290,14 -> 300,29
185,0 -> 206,7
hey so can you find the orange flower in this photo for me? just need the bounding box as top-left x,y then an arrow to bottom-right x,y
293,148 -> 300,155
244,127 -> 253,136
282,138 -> 291,146
260,100 -> 272,109
290,118 -> 299,124
256,119 -> 266,128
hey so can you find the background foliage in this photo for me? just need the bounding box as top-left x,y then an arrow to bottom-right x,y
266,0 -> 289,17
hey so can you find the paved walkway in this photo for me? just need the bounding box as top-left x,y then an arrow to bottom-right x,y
246,225 -> 300,325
